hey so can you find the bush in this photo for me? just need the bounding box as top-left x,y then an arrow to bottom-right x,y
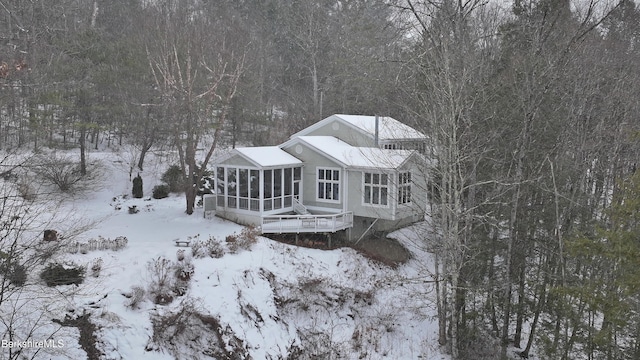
147,257 -> 175,305
228,226 -> 260,254
206,236 -> 225,258
190,241 -> 206,259
9,263 -> 27,286
126,285 -> 146,310
161,165 -> 184,193
176,249 -> 185,262
173,258 -> 194,296
148,300 -> 249,359
34,154 -> 86,192
90,258 -> 103,278
152,184 -> 169,199
132,174 -> 143,198
40,262 -> 85,287
67,236 -> 128,254
174,261 -> 194,282
17,180 -> 36,200
1,260 -> 27,287
197,171 -> 214,196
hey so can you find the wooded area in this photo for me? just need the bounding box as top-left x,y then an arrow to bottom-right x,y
1,0 -> 640,358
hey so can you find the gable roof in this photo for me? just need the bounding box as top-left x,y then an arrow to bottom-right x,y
290,114 -> 426,141
217,146 -> 303,168
283,136 -> 415,170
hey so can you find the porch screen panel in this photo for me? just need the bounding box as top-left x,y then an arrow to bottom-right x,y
261,167 -> 300,212
274,169 -> 282,209
227,167 -> 237,208
293,167 -> 301,199
284,168 -> 293,207
250,170 -> 259,211
239,169 -> 249,210
263,169 -> 272,211
216,167 -> 225,207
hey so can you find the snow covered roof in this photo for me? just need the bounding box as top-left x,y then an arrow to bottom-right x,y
290,114 -> 426,141
336,114 -> 426,140
292,136 -> 415,169
234,146 -> 303,168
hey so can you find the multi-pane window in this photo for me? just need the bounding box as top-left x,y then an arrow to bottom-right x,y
263,166 -> 300,211
317,168 -> 340,201
363,172 -> 388,206
217,166 -> 299,212
382,142 -> 427,154
398,171 -> 411,205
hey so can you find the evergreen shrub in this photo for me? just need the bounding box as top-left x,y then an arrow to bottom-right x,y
161,165 -> 184,193
152,184 -> 170,199
40,262 -> 85,286
1,261 -> 27,287
132,174 -> 143,198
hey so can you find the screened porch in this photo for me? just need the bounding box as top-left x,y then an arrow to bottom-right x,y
215,165 -> 303,214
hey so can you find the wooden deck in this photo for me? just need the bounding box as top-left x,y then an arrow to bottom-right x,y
261,212 -> 353,234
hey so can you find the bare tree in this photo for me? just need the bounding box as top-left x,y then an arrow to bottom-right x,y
144,0 -> 247,214
0,152 -> 97,359
402,1 -> 499,357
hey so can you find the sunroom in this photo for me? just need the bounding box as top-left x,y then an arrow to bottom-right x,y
211,147 -> 303,223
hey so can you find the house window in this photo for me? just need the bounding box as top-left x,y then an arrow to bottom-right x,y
398,171 -> 412,205
317,168 -> 340,201
363,172 -> 388,206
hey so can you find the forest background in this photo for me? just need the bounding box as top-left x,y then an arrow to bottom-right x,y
1,0 -> 640,359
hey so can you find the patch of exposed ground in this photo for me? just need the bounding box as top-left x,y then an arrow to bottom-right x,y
53,313 -> 102,360
350,235 -> 411,267
266,232 -> 411,267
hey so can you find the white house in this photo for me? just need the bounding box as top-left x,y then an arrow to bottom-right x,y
207,114 -> 429,240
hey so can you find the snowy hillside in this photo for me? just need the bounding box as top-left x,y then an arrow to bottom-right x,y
1,149 -> 448,360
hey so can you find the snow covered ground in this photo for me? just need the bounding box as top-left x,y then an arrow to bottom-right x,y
1,148 -> 448,360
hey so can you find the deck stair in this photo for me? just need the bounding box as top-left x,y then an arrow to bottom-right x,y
293,198 -> 309,215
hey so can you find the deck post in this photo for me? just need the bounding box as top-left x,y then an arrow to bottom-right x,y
295,233 -> 299,245
327,233 -> 332,248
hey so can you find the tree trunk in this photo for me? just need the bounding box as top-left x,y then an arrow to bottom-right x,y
435,252 -> 447,346
521,257 -> 549,358
79,125 -> 87,176
184,133 -> 197,214
185,185 -> 196,215
502,111 -> 532,358
513,262 -> 526,348
450,271 -> 459,359
137,140 -> 153,171
312,60 -> 319,117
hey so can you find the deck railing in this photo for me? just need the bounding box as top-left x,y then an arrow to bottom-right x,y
261,212 -> 353,234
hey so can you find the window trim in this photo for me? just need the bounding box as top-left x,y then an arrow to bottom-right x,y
398,171 -> 412,205
362,171 -> 390,208
316,167 -> 341,203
